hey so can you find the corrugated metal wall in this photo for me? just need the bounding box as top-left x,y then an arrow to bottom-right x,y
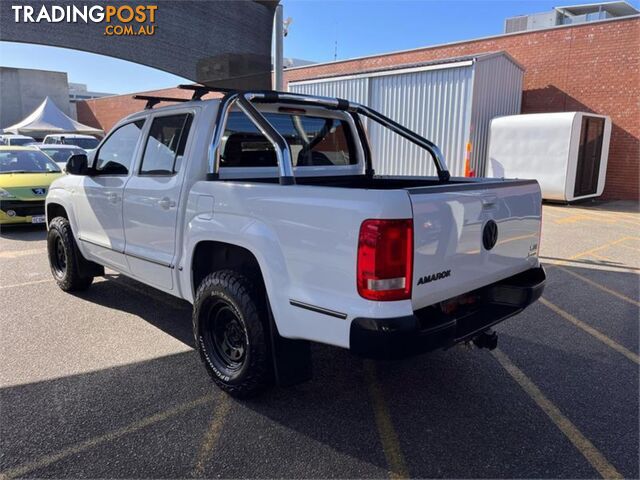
368,66 -> 473,176
289,77 -> 369,105
289,54 -> 523,177
470,55 -> 523,176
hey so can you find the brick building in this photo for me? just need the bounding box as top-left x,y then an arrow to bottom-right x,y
77,15 -> 639,200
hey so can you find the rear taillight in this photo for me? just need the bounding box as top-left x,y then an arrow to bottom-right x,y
357,219 -> 413,301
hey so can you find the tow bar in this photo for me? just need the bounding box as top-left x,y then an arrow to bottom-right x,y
472,329 -> 498,350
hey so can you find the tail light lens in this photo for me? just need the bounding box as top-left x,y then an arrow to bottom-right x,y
357,219 -> 413,301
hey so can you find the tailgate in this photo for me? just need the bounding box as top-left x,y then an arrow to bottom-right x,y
409,179 -> 542,310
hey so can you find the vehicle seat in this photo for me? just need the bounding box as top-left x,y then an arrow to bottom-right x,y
222,133 -> 277,168
297,149 -> 333,166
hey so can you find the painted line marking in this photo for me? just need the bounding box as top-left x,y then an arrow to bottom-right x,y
190,395 -> 232,477
545,208 -> 640,225
586,251 -> 613,261
541,258 -> 640,274
0,395 -> 214,480
363,360 -> 409,480
618,243 -> 640,253
492,348 -> 623,480
567,236 -> 638,261
554,214 -> 614,225
539,297 -> 639,365
0,248 -> 46,259
557,266 -> 639,307
0,278 -> 52,290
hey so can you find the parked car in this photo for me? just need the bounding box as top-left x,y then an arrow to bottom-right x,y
36,144 -> 86,171
0,134 -> 37,146
46,88 -> 545,397
0,146 -> 62,225
43,134 -> 99,150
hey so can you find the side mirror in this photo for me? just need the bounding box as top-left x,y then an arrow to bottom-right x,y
66,154 -> 90,175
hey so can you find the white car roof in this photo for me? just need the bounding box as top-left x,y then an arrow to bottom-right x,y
45,134 -> 95,139
38,144 -> 85,149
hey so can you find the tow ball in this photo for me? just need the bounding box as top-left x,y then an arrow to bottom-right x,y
471,328 -> 498,350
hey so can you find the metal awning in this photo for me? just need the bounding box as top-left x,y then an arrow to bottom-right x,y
0,0 -> 278,90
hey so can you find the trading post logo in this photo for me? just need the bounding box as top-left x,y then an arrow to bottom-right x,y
11,3 -> 157,36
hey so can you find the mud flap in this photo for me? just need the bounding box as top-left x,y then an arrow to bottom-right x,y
267,303 -> 313,387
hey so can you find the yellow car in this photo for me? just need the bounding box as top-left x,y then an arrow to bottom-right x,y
0,146 -> 63,225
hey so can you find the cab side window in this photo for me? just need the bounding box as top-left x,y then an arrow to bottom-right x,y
94,120 -> 145,175
139,114 -> 193,175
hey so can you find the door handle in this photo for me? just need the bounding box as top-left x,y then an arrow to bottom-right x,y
481,196 -> 498,209
158,197 -> 176,209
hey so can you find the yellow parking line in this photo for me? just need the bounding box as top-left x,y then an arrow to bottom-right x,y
363,361 -> 409,480
557,267 -> 639,307
617,243 -> 640,253
539,298 -> 639,364
0,248 -> 46,259
191,395 -> 232,477
569,236 -> 638,260
554,214 -> 614,225
0,278 -> 52,290
492,349 -> 623,479
0,395 -> 214,480
587,251 -> 612,261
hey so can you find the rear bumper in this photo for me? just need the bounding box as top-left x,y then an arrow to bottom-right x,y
350,266 -> 546,359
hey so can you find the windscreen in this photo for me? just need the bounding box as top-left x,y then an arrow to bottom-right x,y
67,138 -> 100,150
41,147 -> 85,164
8,138 -> 35,146
0,150 -> 62,173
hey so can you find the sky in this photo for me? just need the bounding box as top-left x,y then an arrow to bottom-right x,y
1,0 -> 638,95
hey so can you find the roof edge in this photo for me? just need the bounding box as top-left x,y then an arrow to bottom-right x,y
288,51 -> 523,86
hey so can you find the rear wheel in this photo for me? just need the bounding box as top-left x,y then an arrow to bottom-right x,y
193,270 -> 272,397
47,217 -> 93,291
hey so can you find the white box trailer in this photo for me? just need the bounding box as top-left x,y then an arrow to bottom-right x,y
487,112 -> 611,202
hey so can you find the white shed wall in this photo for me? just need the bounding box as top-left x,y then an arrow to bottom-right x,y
368,65 -> 473,176
470,55 -> 524,175
289,53 -> 523,177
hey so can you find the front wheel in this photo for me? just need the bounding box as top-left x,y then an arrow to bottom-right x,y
193,270 -> 273,398
47,217 -> 93,292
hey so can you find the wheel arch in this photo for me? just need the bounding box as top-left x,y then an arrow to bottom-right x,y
46,202 -> 69,223
191,240 -> 266,298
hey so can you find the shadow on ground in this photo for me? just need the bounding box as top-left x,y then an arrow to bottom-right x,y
0,224 -> 46,241
1,263 -> 637,478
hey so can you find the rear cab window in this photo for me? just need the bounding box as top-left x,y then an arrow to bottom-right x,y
139,113 -> 193,175
218,105 -> 362,178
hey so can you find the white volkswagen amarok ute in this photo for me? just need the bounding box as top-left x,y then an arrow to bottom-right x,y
45,86 -> 546,397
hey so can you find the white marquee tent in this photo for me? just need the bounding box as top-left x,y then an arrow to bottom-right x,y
2,97 -> 104,139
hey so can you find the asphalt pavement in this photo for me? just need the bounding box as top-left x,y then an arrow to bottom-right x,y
1,200 -> 638,479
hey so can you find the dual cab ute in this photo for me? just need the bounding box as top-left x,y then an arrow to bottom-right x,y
46,86 -> 545,397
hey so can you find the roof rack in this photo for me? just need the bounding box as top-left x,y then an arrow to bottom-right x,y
177,84 -> 239,100
133,95 -> 191,110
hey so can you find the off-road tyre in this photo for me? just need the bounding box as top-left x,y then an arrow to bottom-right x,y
47,216 -> 94,292
193,270 -> 273,397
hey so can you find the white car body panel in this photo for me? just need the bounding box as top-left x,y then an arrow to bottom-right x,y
47,98 -> 542,350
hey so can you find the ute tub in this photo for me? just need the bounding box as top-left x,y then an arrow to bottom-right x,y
349,266 -> 546,359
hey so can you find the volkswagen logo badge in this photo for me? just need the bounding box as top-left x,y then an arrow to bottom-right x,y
483,220 -> 498,250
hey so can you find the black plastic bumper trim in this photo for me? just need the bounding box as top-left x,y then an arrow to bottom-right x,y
290,300 -> 348,320
350,266 -> 546,359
